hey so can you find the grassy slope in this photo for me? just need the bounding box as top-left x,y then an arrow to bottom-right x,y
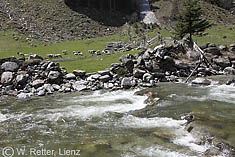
1,24 -> 235,73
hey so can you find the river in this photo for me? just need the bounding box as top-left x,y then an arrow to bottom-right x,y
0,82 -> 235,157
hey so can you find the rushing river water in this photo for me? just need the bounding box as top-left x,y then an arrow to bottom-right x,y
0,82 -> 235,157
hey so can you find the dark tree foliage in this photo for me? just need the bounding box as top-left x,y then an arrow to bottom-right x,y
174,0 -> 212,43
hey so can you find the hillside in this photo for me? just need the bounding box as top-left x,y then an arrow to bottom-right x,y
0,0 -> 130,43
151,0 -> 235,29
0,0 -> 235,43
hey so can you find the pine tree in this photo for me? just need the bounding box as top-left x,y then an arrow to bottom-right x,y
174,0 -> 212,44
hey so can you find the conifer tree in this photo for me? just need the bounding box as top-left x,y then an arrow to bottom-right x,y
174,0 -> 212,44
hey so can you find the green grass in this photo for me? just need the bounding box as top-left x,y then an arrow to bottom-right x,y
194,25 -> 235,46
0,24 -> 235,73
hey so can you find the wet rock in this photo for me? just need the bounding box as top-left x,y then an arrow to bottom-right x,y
72,80 -> 87,91
43,84 -> 54,94
121,77 -> 132,89
17,92 -> 33,100
38,89 -> 46,96
191,78 -> 211,86
1,62 -> 19,72
223,67 -> 235,75
73,70 -> 86,77
1,72 -> 14,85
32,79 -> 45,88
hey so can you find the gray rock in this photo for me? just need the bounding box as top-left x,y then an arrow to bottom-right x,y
43,84 -> 54,94
204,47 -> 221,56
218,45 -> 227,51
99,75 -> 111,82
1,62 -> 19,72
1,72 -> 14,85
144,60 -> 153,71
223,67 -> 235,75
28,54 -> 44,60
38,89 -> 46,96
143,73 -> 153,82
208,43 -> 216,47
73,70 -> 86,77
65,73 -> 76,79
143,51 -> 151,60
72,81 -> 87,91
124,59 -> 134,73
32,79 -> 45,88
48,71 -> 61,80
16,74 -> 28,84
52,84 -> 61,90
98,70 -> 110,76
186,50 -> 200,60
17,92 -> 33,100
191,78 -> 211,86
133,68 -> 146,78
121,77 -> 132,89
87,74 -> 101,80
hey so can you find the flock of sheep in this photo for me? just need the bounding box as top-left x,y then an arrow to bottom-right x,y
16,49 -> 113,60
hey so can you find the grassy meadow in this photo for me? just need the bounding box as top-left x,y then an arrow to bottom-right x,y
0,24 -> 235,73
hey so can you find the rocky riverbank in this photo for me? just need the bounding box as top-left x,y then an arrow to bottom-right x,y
1,41 -> 235,100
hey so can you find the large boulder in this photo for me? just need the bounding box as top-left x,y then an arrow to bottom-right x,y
121,77 -> 132,89
223,67 -> 235,75
1,72 -> 14,85
1,62 -> 19,72
191,78 -> 211,86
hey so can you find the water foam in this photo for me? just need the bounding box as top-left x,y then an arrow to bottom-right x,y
40,90 -> 147,121
208,84 -> 235,104
122,146 -> 196,157
0,113 -> 7,122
